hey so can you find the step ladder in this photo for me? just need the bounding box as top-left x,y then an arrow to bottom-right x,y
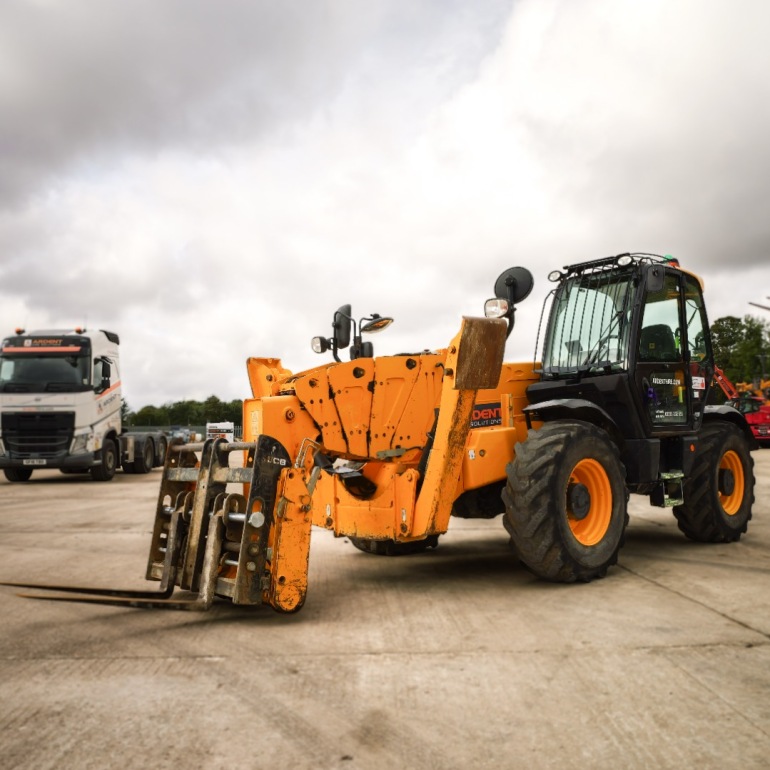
650,470 -> 684,508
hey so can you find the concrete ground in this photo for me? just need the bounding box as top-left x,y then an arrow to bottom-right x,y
0,450 -> 768,770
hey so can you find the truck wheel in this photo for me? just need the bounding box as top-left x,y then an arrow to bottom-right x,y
674,422 -> 755,542
156,437 -> 168,466
4,468 -> 33,482
502,421 -> 628,582
134,440 -> 154,474
91,440 -> 118,482
348,535 -> 440,556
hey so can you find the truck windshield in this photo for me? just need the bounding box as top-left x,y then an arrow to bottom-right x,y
542,268 -> 635,377
0,353 -> 91,392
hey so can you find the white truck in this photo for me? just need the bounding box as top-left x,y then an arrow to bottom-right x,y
206,421 -> 235,442
0,327 -> 167,482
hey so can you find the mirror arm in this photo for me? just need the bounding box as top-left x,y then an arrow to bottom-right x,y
505,277 -> 518,339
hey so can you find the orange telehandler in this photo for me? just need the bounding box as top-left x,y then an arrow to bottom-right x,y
3,254 -> 757,612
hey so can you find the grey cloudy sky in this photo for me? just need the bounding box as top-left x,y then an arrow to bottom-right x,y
1,0 -> 769,410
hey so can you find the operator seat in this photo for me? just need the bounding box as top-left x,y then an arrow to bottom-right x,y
639,324 -> 677,361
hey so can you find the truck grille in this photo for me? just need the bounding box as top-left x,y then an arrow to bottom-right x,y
1,412 -> 75,459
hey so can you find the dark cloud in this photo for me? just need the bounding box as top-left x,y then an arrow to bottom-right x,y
0,0 -> 512,206
0,2 -> 346,203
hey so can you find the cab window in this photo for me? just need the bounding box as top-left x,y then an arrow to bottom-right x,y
638,273 -> 682,362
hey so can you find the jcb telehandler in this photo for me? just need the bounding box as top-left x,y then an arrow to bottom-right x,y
4,253 -> 756,612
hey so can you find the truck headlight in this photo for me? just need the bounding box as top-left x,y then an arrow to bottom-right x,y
71,434 -> 90,454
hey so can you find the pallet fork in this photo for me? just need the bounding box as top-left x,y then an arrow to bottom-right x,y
2,435 -> 302,611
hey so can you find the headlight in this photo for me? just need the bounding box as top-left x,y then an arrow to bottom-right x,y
71,434 -> 90,453
311,336 -> 330,354
484,298 -> 509,318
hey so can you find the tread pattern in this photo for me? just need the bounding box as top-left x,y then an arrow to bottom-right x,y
91,439 -> 118,482
502,420 -> 628,582
674,422 -> 755,542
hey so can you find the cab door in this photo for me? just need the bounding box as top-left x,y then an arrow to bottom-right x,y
680,273 -> 713,428
633,266 -> 696,434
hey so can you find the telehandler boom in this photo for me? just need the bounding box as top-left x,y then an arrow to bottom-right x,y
3,254 -> 757,612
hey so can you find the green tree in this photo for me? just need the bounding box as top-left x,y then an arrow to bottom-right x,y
125,397 -> 243,428
710,314 -> 770,385
134,404 -> 167,426
224,399 -> 243,423
167,400 -> 204,426
734,316 -> 769,383
710,315 -> 743,379
121,398 -> 132,425
202,395 -> 223,422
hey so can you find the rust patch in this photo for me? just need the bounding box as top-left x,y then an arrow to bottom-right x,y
454,317 -> 507,390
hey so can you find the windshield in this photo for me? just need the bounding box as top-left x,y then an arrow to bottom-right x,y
0,353 -> 91,392
542,267 -> 635,376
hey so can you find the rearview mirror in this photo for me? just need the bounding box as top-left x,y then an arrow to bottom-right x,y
493,267 -> 534,305
646,264 -> 665,294
333,304 -> 352,349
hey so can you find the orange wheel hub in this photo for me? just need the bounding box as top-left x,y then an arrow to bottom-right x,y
566,458 -> 612,545
718,450 -> 744,516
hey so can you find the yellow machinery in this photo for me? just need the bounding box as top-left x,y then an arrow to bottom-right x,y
3,256 -> 758,612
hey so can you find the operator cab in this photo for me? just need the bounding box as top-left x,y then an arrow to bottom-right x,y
525,253 -> 717,492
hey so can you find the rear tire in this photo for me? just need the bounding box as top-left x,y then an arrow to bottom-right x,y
674,422 -> 754,542
502,420 -> 628,582
91,440 -> 118,482
4,468 -> 33,482
134,440 -> 154,474
348,535 -> 440,556
157,437 -> 168,466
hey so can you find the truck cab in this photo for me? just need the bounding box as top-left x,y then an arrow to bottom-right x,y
0,328 -> 124,481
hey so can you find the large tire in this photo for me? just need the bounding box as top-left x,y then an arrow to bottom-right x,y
134,440 -> 154,474
156,437 -> 168,466
91,439 -> 118,482
4,468 -> 33,482
348,535 -> 440,556
674,422 -> 754,542
502,420 -> 628,582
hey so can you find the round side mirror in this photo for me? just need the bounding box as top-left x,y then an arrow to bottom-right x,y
493,267 -> 534,304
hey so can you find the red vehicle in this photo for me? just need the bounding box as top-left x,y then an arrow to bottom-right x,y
714,366 -> 770,445
727,396 -> 770,445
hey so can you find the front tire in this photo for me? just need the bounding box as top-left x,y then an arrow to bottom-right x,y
91,440 -> 118,482
674,422 -> 754,542
502,421 -> 628,582
4,468 -> 33,482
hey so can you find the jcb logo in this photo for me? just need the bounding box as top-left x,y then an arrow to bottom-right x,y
470,402 -> 502,429
264,456 -> 288,466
